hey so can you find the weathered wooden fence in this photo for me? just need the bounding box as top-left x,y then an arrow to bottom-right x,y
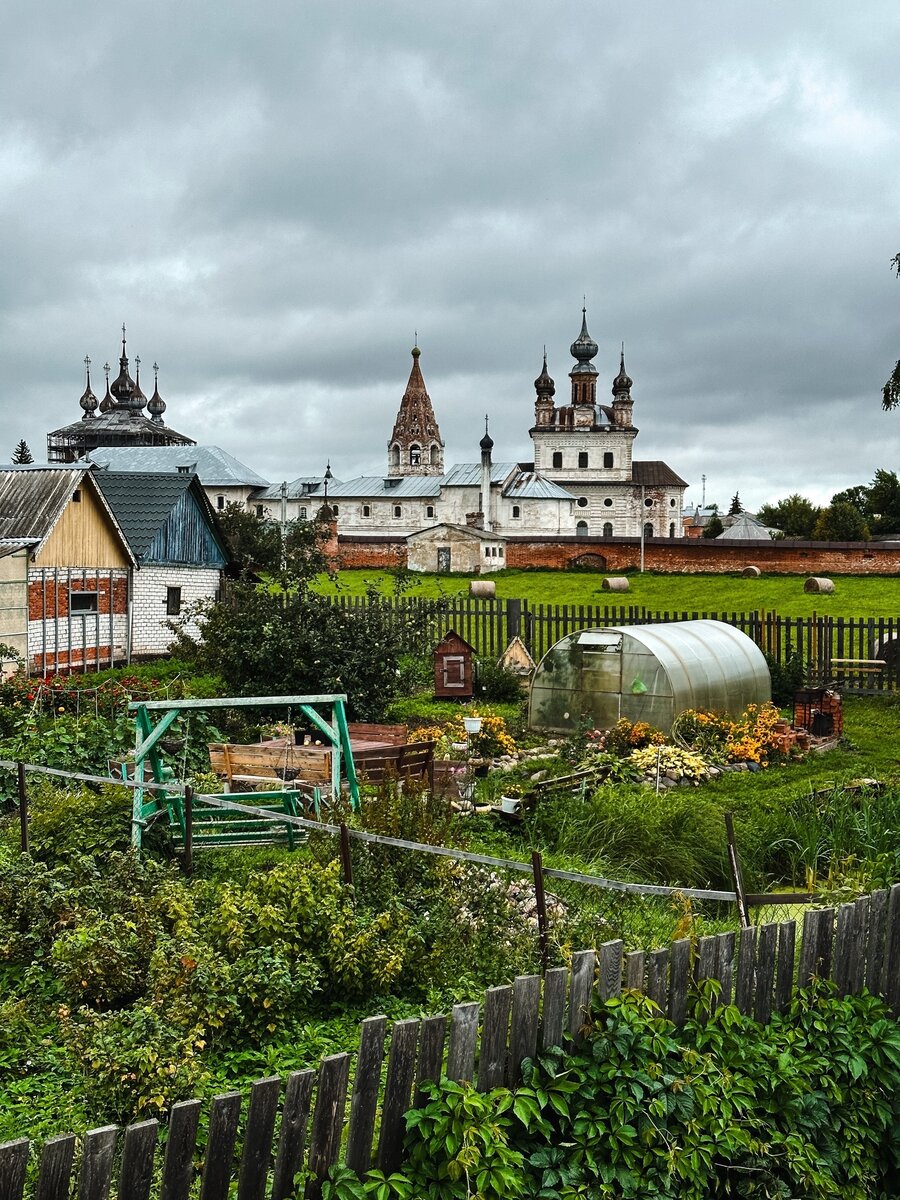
325,595 -> 900,692
3,887 -> 898,1200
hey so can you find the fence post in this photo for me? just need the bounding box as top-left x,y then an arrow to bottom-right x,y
506,598 -> 521,641
16,761 -> 28,855
183,785 -> 193,875
724,812 -> 750,927
340,823 -> 353,886
531,851 -> 549,974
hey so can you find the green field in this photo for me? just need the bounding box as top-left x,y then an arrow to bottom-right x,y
316,568 -> 900,618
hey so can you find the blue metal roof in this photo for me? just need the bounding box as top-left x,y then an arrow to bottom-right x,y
442,462 -> 518,487
502,472 -> 575,501
85,446 -> 270,488
327,475 -> 443,499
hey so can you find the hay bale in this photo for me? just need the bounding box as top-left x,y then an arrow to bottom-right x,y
601,576 -> 630,592
804,576 -> 835,594
470,579 -> 496,598
741,565 -> 761,578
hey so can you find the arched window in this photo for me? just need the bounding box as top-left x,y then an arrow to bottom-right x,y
552,451 -> 563,468
410,444 -> 421,465
426,505 -> 435,518
393,505 -> 402,519
430,443 -> 440,465
391,444 -> 401,467
603,522 -> 613,537
511,505 -> 520,519
299,506 -> 307,519
643,522 -> 653,539
331,505 -> 339,516
669,522 -> 676,538
576,520 -> 589,538
216,495 -> 225,510
603,452 -> 613,468
362,504 -> 371,517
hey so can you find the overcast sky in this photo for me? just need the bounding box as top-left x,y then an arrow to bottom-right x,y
2,0 -> 898,511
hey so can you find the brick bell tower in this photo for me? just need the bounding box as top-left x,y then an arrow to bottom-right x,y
387,344 -> 445,476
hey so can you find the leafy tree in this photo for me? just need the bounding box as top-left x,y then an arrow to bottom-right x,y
756,494 -> 821,539
727,492 -> 743,516
883,252 -> 900,410
216,501 -> 332,586
813,501 -> 870,541
831,484 -> 869,511
10,439 -> 33,464
864,468 -> 900,534
703,514 -> 724,538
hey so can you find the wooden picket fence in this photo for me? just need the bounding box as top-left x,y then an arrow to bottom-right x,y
2,886 -> 899,1200
324,594 -> 900,692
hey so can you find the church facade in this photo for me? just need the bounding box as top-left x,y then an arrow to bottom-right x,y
300,311 -> 687,543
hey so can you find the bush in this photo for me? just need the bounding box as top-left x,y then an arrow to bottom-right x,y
473,659 -> 526,705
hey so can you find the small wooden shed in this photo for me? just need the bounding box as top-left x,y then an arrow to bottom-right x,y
433,629 -> 475,699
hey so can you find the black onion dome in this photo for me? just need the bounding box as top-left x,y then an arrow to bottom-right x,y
480,414 -> 494,451
131,357 -> 147,410
147,363 -> 166,422
569,308 -> 599,375
79,357 -> 98,418
110,327 -> 135,406
534,351 -> 555,397
612,348 -> 633,395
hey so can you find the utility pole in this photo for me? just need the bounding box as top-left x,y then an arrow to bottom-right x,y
701,474 -> 707,508
280,480 -> 287,572
639,484 -> 645,573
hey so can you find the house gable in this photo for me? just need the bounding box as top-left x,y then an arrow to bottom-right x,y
145,487 -> 228,567
33,478 -> 130,569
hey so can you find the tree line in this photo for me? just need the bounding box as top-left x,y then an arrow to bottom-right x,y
757,469 -> 900,541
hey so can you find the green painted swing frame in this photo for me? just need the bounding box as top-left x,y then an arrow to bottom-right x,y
123,693 -> 359,851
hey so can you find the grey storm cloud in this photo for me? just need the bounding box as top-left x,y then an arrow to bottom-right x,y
1,0 -> 899,510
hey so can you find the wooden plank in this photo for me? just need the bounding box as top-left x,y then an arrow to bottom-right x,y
832,904 -> 855,997
305,1054 -> 351,1200
798,908 -> 822,988
598,940 -> 623,1002
849,896 -> 869,995
272,1071 -> 314,1200
774,921 -> 796,1013
753,924 -> 778,1025
346,1017 -> 387,1175
646,948 -> 669,1013
816,907 -> 835,982
161,1101 -> 201,1200
540,968 -> 567,1050
509,976 -> 540,1086
734,926 -> 756,1016
883,884 -> 900,1013
79,1127 -> 118,1200
199,1094 -> 241,1200
0,1141 -> 29,1200
716,933 -> 735,1007
624,951 -> 645,993
35,1135 -> 76,1200
415,1016 -> 447,1107
668,940 -> 691,1027
118,1121 -> 157,1200
478,986 -> 512,1092
446,1002 -> 479,1082
237,1076 -> 281,1200
568,950 -> 596,1046
866,889 -> 889,995
377,1019 -> 420,1175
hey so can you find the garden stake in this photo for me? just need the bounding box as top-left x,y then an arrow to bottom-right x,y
16,761 -> 28,854
725,811 -> 750,927
532,850 -> 549,974
183,785 -> 193,875
340,822 -> 353,886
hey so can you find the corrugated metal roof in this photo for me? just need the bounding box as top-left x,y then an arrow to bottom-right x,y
502,472 -> 575,501
85,446 -> 269,488
328,475 -> 442,499
0,468 -> 90,541
406,523 -> 507,543
717,514 -> 778,541
442,462 -> 518,487
0,539 -> 37,560
632,461 -> 688,487
256,476 -> 335,501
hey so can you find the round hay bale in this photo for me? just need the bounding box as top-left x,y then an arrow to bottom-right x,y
741,565 -> 761,578
470,579 -> 496,598
804,576 -> 835,594
601,576 -> 630,592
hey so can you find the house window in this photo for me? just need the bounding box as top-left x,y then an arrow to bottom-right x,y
177,465 -> 191,474
331,505 -> 339,515
426,505 -> 435,518
644,522 -> 653,539
299,506 -> 307,519
578,452 -> 588,468
575,521 -> 589,538
393,505 -> 402,518
362,504 -> 371,517
70,590 -> 98,613
485,547 -> 491,558
72,489 -> 82,503
603,498 -> 613,507
603,452 -> 613,468
166,586 -> 182,616
498,546 -> 504,558
255,505 -> 264,517
511,505 -> 520,518
216,495 -> 225,510
552,451 -> 563,468
603,522 -> 613,537
410,444 -> 421,465
576,497 -> 588,508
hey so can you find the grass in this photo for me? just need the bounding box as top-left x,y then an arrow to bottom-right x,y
315,568 -> 900,618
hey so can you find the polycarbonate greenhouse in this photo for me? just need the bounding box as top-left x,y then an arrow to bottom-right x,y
528,619 -> 771,734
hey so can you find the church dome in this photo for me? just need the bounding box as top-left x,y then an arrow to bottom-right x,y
612,348 -> 633,396
79,356 -> 98,418
131,357 -> 147,410
147,363 -> 166,422
569,308 -> 599,376
534,352 -> 555,398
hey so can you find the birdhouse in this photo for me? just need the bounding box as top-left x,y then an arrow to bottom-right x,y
433,629 -> 475,699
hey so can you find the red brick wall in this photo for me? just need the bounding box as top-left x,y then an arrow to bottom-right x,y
31,646 -> 118,673
336,534 -> 900,575
28,574 -> 128,620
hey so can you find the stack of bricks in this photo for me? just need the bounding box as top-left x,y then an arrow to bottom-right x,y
772,718 -> 799,754
819,690 -> 844,737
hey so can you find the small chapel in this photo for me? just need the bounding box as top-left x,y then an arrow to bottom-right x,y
47,327 -> 195,463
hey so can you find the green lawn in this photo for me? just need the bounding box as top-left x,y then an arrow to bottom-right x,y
316,568 -> 900,618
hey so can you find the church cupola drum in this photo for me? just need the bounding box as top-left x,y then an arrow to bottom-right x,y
387,345 -> 444,476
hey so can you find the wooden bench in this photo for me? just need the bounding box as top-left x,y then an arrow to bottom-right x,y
347,722 -> 408,746
208,742 -> 332,789
353,740 -> 436,787
829,658 -> 886,674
